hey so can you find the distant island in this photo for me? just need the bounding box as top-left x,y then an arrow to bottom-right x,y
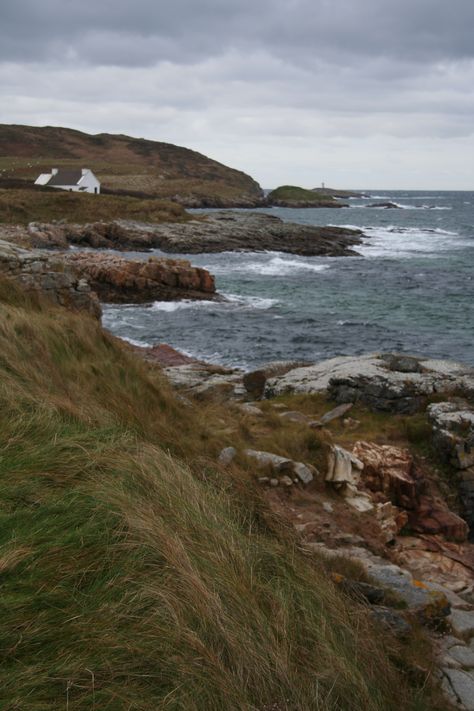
267,184 -> 347,207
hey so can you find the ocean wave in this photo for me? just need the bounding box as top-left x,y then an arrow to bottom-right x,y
151,299 -> 218,312
222,293 -> 280,309
151,294 -> 279,312
357,225 -> 465,258
351,202 -> 451,210
210,254 -> 330,277
116,335 -> 153,348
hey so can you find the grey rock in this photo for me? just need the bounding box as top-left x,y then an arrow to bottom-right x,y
265,353 -> 474,413
292,461 -> 314,485
218,447 -> 237,466
449,645 -> 474,669
428,400 -> 474,469
449,609 -> 474,641
163,365 -> 243,398
370,606 -> 412,638
318,402 -> 354,425
243,360 -> 313,398
244,449 -> 315,485
244,449 -> 294,473
279,410 -> 313,424
443,668 -> 474,710
117,212 -> 365,257
380,353 -> 424,373
363,562 -> 450,625
238,403 -> 263,416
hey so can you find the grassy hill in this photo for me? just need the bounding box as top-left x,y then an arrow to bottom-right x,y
0,279 -> 451,710
0,124 -> 263,206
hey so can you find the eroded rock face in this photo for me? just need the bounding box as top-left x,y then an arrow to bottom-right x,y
428,401 -> 474,469
428,400 -> 474,537
265,353 -> 474,413
63,252 -> 218,303
0,239 -> 101,318
352,442 -> 418,509
353,441 -> 469,543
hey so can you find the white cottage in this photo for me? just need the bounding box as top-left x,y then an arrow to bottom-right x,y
35,168 -> 101,194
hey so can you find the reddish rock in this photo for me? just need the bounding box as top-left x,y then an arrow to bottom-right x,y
353,441 -> 419,509
64,252 -> 219,303
408,496 -> 469,543
353,441 -> 469,543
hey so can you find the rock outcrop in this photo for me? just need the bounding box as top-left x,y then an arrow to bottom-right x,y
352,441 -> 469,542
6,213 -> 365,257
63,252 -> 218,303
265,353 -> 474,413
0,239 -> 101,318
428,400 -> 474,536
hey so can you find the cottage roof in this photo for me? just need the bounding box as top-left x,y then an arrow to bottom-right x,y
46,169 -> 84,186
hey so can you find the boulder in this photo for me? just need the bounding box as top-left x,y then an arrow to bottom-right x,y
318,402 -> 353,426
243,360 -> 312,399
218,447 -> 237,466
243,449 -> 315,485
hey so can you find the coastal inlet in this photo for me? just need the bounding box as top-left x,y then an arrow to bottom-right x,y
102,190 -> 474,369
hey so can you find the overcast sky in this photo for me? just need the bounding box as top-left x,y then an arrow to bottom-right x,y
1,0 -> 473,189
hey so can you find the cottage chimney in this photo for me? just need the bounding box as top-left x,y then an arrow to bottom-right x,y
51,168 -> 58,175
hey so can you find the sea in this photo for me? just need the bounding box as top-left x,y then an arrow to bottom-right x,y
102,190 -> 474,369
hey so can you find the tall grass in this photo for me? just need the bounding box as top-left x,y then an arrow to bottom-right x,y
0,188 -> 188,224
0,282 -> 448,709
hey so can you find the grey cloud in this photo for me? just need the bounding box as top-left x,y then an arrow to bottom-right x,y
1,0 -> 474,67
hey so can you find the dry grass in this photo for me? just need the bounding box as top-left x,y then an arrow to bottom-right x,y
0,280 -> 451,710
0,188 -> 189,224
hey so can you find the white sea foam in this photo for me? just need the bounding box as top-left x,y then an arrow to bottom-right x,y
357,225 -> 465,259
151,299 -> 217,312
210,254 -> 330,277
223,293 -> 279,309
151,294 -> 279,312
352,202 -> 451,210
115,334 -> 153,348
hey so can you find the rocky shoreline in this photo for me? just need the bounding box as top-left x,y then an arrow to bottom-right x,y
3,211 -> 365,256
0,238 -> 219,310
63,251 -> 218,304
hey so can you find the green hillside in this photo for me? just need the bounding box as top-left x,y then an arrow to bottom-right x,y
0,124 -> 263,206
